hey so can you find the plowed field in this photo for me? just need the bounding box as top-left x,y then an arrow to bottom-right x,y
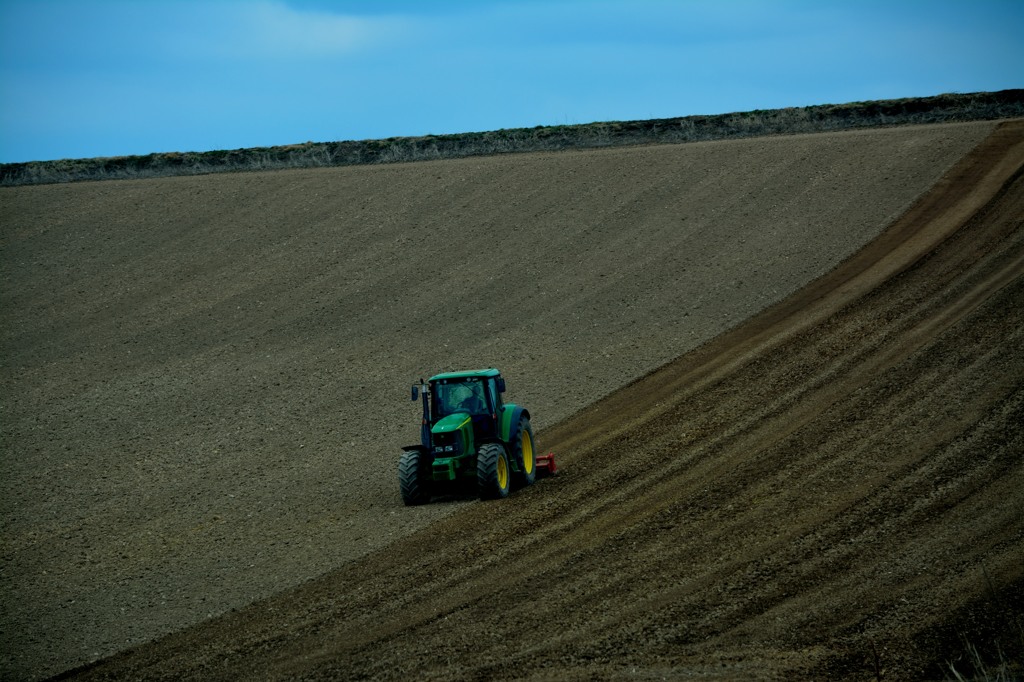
2,120 -> 1022,680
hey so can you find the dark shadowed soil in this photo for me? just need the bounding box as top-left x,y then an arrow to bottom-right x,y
2,120 -> 1020,680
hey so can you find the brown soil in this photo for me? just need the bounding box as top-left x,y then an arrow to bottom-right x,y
2,120 -> 1021,680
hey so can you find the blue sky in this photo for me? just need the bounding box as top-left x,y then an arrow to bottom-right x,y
0,0 -> 1021,163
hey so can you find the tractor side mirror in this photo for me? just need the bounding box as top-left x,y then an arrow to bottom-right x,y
411,385 -> 419,401
497,378 -> 506,393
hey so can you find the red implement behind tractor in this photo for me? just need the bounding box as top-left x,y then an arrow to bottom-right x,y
535,452 -> 558,477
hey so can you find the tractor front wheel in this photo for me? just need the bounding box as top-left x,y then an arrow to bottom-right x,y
477,443 -> 511,500
398,448 -> 432,506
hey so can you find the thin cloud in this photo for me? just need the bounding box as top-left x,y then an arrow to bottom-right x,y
182,1 -> 414,60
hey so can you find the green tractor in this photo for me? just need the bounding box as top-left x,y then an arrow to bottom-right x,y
399,368 -> 555,505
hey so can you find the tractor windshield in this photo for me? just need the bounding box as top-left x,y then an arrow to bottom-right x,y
432,379 -> 488,419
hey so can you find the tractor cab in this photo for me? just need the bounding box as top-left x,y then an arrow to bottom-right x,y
429,371 -> 505,441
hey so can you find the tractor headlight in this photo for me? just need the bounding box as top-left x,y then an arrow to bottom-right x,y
432,433 -> 462,456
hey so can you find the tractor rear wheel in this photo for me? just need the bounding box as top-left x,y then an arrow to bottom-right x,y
477,443 -> 511,500
398,448 -> 432,506
511,417 -> 537,488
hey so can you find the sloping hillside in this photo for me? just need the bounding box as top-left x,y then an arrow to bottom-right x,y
0,120 -> 1010,679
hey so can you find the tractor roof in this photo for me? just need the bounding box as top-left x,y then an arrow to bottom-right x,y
429,368 -> 501,382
